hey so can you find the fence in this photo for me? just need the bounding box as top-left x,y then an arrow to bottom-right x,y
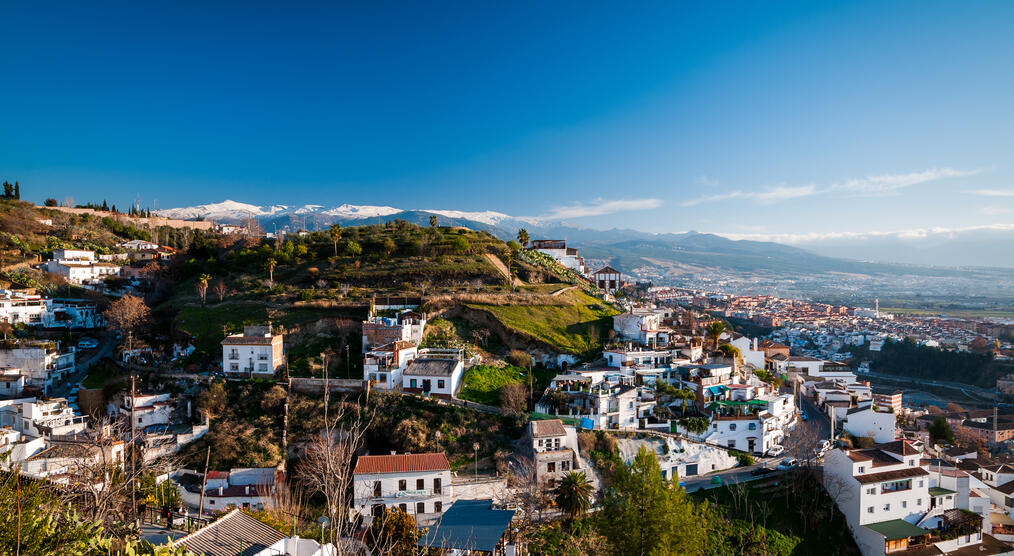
289,377 -> 366,395
141,505 -> 209,534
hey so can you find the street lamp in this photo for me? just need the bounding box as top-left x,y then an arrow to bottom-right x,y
473,442 -> 480,482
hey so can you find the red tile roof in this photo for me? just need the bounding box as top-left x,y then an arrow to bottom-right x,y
353,452 -> 450,475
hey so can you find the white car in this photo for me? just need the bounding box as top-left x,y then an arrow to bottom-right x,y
777,458 -> 798,470
77,338 -> 99,349
766,445 -> 785,457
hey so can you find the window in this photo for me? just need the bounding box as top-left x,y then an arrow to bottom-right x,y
417,502 -> 425,514
728,440 -> 736,448
398,479 -> 406,491
373,481 -> 381,497
437,380 -> 445,389
918,480 -> 924,487
433,478 -> 442,494
868,506 -> 874,514
372,504 -> 384,517
410,379 -> 417,388
917,498 -> 922,506
230,363 -> 238,371
729,423 -> 737,431
867,488 -> 876,495
748,423 -> 757,430
882,479 -> 911,494
399,503 -> 407,513
379,373 -> 386,382
209,500 -> 215,505
547,462 -> 556,473
858,466 -> 866,473
883,504 -> 890,511
434,501 -> 442,512
902,501 -> 907,508
138,417 -> 143,424
562,461 -> 570,471
538,439 -> 544,447
416,479 -> 424,490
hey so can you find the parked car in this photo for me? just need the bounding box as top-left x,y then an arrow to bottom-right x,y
710,476 -> 723,485
77,338 -> 99,349
766,445 -> 785,457
815,440 -> 831,455
751,466 -> 777,477
777,458 -> 798,470
800,412 -> 808,421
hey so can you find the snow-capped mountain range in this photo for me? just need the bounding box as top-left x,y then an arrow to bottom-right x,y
154,200 -> 1014,270
155,200 -> 519,226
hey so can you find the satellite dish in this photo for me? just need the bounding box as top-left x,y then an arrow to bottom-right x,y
316,516 -> 330,527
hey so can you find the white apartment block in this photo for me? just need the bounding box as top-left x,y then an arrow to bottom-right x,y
824,440 -> 1006,555
0,398 -> 87,439
352,452 -> 453,526
221,325 -> 284,377
361,310 -> 426,351
612,310 -> 663,345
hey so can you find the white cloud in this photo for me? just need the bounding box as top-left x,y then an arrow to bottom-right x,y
536,198 -> 663,220
717,223 -> 1014,244
681,167 -> 980,206
982,207 -> 1014,215
968,188 -> 1014,197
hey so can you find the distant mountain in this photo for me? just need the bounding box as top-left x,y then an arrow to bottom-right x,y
155,200 -> 1012,275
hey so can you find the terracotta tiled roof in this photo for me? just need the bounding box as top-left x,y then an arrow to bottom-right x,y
353,452 -> 450,475
531,419 -> 567,438
876,440 -> 920,456
854,466 -> 928,484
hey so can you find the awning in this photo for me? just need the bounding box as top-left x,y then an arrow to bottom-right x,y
863,519 -> 930,541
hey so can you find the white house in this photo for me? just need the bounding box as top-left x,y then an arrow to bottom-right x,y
0,290 -> 49,327
352,452 -> 453,526
844,402 -> 897,444
0,370 -> 25,398
528,240 -> 586,274
220,325 -> 284,377
401,357 -> 464,399
728,335 -> 766,369
537,380 -> 640,430
120,239 -> 160,251
175,467 -> 278,514
112,392 -> 173,432
0,343 -> 75,394
529,419 -> 584,489
612,309 -> 663,345
363,340 -> 418,391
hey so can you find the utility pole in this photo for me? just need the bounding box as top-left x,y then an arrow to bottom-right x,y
321,352 -> 329,429
130,374 -> 137,524
198,446 -> 211,518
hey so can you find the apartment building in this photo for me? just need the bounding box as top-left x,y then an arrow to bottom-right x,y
528,419 -> 583,489
824,440 -> 1005,555
352,452 -> 453,526
0,341 -> 75,394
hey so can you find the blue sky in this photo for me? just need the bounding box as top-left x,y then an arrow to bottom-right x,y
1,1 -> 1013,241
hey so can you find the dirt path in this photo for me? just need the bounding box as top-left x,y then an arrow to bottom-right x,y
483,253 -> 526,285
549,285 -> 577,296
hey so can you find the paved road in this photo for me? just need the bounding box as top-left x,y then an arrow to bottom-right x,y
50,330 -> 115,399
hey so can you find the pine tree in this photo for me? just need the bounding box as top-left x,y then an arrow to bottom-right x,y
102,199 -> 109,211
13,181 -> 19,200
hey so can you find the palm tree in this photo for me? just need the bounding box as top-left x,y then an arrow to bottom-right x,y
266,257 -> 277,283
329,223 -> 342,257
554,472 -> 593,520
517,228 -> 529,249
704,321 -> 727,352
429,215 -> 438,228
196,273 -> 211,306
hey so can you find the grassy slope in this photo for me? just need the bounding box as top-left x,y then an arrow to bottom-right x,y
177,303 -> 356,356
469,289 -> 619,357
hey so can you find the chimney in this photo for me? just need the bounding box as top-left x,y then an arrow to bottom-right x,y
218,486 -> 223,496
245,486 -> 250,495
390,451 -> 396,455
